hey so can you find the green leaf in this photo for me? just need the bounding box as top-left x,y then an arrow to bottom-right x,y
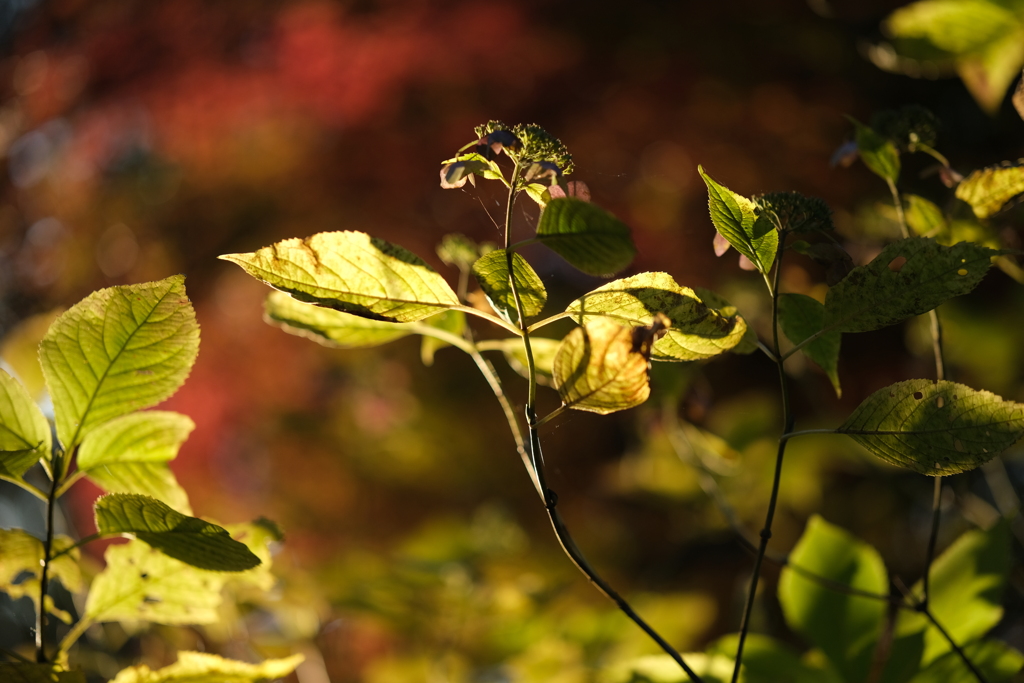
955,161 -> 1024,219
263,290 -> 414,349
0,663 -> 85,683
110,651 -> 305,683
698,166 -> 779,276
909,639 -> 1023,683
824,238 -> 995,334
600,653 -> 733,683
904,194 -> 949,237
85,540 -> 230,624
778,515 -> 888,683
94,493 -> 260,571
565,273 -> 750,361
0,529 -> 82,606
885,0 -> 1019,54
901,522 -> 1013,665
436,233 -> 487,272
693,287 -> 759,354
838,380 -> 1024,474
38,276 -> 199,449
553,318 -> 651,414
778,293 -> 842,397
77,412 -> 194,512
850,118 -> 901,183
498,337 -> 561,386
78,412 -> 193,470
705,634 -> 840,683
0,368 -> 51,479
535,197 -> 636,276
419,309 -> 465,366
219,231 -> 460,323
471,249 -> 547,322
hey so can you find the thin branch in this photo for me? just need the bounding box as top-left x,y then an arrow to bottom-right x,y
56,616 -> 93,662
36,451 -> 62,663
533,406 -> 565,430
923,476 -> 943,607
732,236 -> 794,683
500,162 -> 702,682
921,607 -> 989,683
0,474 -> 48,501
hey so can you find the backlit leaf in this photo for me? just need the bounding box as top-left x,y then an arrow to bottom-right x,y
220,231 -> 460,323
38,276 -> 199,449
95,494 -> 260,571
885,0 -> 1018,55
497,337 -> 561,386
77,412 -> 193,512
0,369 -> 51,479
693,287 -> 758,354
778,293 -> 841,397
698,166 -> 778,275
838,380 -> 1024,474
535,198 -> 636,276
471,249 -> 547,322
263,291 -> 414,349
85,540 -> 229,624
900,521 -> 1013,665
110,651 -> 304,683
0,529 -> 82,607
955,160 -> 1024,219
909,639 -> 1023,682
553,318 -> 651,414
88,464 -> 192,516
566,273 -> 749,361
705,634 -> 839,683
436,233 -> 486,272
824,238 -> 995,334
850,118 -> 901,183
779,516 -> 888,683
601,653 -> 733,683
904,194 -> 948,237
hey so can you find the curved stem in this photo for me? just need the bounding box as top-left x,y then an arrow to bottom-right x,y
732,237 -> 794,683
501,162 -> 702,681
0,474 -> 48,501
451,305 -> 524,337
49,533 -> 105,562
780,428 -> 837,439
887,179 -> 910,240
526,311 -> 573,334
56,616 -> 93,662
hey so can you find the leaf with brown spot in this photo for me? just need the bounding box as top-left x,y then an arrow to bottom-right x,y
839,380 -> 1024,474
220,232 -> 460,323
553,318 -> 651,414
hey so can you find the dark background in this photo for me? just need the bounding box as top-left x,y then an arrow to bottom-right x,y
1,1 -> 1023,681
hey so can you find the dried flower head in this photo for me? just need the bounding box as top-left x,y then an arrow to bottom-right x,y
754,192 -> 834,233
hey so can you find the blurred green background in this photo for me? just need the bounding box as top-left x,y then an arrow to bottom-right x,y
1,0 -> 1023,681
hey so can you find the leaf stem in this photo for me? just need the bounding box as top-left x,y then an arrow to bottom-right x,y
923,476 -> 942,607
451,305 -> 524,337
732,234 -> 794,683
56,616 -> 94,662
0,474 -> 48,501
779,428 -> 837,439
36,450 -> 62,663
49,533 -> 105,562
526,311 -> 572,333
501,161 -> 702,682
533,405 -> 565,429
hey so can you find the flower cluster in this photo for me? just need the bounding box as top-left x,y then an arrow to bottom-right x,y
871,105 -> 939,151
